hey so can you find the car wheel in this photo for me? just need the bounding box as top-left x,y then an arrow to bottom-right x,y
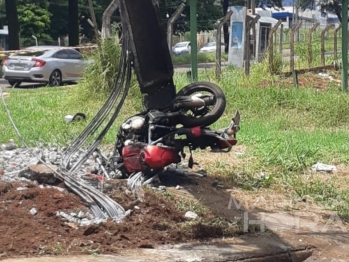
8,81 -> 21,87
49,70 -> 62,87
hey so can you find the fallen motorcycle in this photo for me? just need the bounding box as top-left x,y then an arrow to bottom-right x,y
102,81 -> 240,179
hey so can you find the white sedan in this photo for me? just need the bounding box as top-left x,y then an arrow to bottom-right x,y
199,42 -> 225,53
2,46 -> 89,87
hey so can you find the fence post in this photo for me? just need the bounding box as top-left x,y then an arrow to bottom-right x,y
279,24 -> 283,53
321,24 -> 333,66
267,20 -> 282,73
215,10 -> 233,80
334,24 -> 341,61
307,22 -> 319,68
290,21 -> 302,72
167,2 -> 186,55
244,14 -> 260,76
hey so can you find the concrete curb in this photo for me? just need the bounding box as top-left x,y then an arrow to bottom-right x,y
1,238 -> 314,262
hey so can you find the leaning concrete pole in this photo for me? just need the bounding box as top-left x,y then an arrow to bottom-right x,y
342,1 -> 348,92
167,2 -> 186,54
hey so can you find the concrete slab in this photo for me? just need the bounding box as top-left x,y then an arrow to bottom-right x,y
1,234 -> 313,262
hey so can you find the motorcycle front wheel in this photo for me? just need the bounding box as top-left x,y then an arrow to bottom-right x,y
176,82 -> 226,127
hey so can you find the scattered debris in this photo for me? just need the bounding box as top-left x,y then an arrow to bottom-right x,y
235,151 -> 245,156
18,164 -> 60,185
0,92 -> 10,98
311,162 -> 337,173
184,211 -> 198,219
29,208 -> 37,216
318,72 -> 334,81
1,139 -> 17,151
55,211 -> 106,226
64,113 -> 86,123
158,185 -> 166,191
16,187 -> 28,191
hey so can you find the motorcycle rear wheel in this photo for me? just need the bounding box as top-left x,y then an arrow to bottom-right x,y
176,82 -> 226,127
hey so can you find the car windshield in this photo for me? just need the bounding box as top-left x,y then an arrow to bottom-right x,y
174,42 -> 188,47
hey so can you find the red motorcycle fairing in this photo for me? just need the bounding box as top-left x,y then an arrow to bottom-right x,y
143,145 -> 180,169
122,144 -> 144,173
122,144 -> 180,173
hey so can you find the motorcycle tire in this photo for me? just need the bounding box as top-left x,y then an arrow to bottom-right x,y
176,81 -> 226,127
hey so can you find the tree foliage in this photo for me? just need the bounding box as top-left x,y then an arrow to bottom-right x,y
17,0 -> 51,46
317,1 -> 344,22
256,0 -> 345,22
159,0 -> 222,32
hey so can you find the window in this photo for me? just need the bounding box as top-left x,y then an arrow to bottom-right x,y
67,49 -> 83,60
54,50 -> 69,59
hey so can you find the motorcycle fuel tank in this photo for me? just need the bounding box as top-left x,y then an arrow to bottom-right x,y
122,144 -> 180,173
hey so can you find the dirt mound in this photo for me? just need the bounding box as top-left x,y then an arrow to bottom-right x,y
0,177 -> 236,260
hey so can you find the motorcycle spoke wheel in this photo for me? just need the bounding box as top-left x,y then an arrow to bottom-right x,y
176,82 -> 226,128
182,92 -> 215,118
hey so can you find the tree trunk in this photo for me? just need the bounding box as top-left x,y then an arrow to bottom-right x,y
101,0 -> 118,39
5,0 -> 20,50
222,0 -> 229,53
68,0 -> 79,46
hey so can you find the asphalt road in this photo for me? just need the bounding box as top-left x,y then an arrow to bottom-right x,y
0,78 -> 46,89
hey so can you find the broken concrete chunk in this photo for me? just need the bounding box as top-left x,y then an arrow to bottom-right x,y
30,208 -> 37,216
18,164 -> 61,185
16,187 -> 28,191
185,211 -> 198,219
311,162 -> 337,173
77,211 -> 85,218
1,140 -> 17,151
65,222 -> 79,229
158,186 -> 166,191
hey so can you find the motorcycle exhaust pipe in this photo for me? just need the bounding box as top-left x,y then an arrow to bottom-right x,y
176,96 -> 215,108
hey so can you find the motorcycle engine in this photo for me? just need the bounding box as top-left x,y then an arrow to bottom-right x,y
120,116 -> 147,143
117,115 -> 180,174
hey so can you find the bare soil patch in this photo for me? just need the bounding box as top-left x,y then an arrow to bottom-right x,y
0,175 -> 239,260
259,71 -> 341,90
